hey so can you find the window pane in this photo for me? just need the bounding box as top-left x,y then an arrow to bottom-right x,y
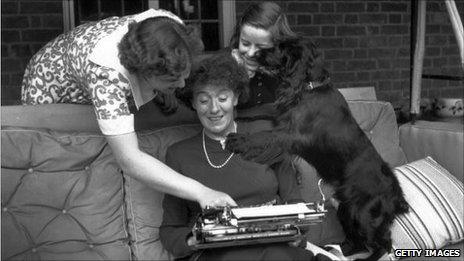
101,0 -> 122,18
124,0 -> 146,15
77,0 -> 98,22
159,0 -> 180,15
179,0 -> 198,20
202,22 -> 220,51
75,0 -> 147,25
159,0 -> 198,20
200,0 -> 218,20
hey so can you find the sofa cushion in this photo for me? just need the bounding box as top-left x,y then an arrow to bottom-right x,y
1,127 -> 130,260
391,157 -> 464,252
1,103 -> 199,134
399,120 -> 463,182
124,124 -> 201,261
347,100 -> 407,168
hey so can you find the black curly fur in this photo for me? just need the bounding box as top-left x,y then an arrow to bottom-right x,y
227,38 -> 409,261
256,38 -> 330,112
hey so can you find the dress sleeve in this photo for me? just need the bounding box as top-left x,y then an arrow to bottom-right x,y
159,147 -> 197,258
274,157 -> 304,204
86,63 -> 135,135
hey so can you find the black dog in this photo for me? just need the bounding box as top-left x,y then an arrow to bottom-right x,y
226,39 -> 409,261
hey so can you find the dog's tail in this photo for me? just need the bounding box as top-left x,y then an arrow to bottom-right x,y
395,196 -> 409,214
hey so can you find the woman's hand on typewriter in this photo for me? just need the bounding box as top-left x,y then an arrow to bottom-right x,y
187,235 -> 199,247
197,188 -> 237,209
330,197 -> 340,210
288,238 -> 306,248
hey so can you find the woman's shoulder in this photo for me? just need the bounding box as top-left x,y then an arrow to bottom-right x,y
166,132 -> 202,155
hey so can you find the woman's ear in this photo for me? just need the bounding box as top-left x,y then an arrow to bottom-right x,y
191,98 -> 197,110
233,95 -> 238,107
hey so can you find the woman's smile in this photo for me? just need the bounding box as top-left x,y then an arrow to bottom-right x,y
193,85 -> 238,140
208,115 -> 223,122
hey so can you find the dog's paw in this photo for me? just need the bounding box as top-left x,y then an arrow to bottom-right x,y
340,240 -> 367,257
225,133 -> 250,154
226,133 -> 269,162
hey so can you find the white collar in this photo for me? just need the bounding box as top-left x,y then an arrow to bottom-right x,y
88,9 -> 183,110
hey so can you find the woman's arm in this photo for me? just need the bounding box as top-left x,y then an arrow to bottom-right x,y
86,65 -> 234,207
105,132 -> 237,208
160,194 -> 197,258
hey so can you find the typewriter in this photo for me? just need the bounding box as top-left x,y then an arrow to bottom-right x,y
192,202 -> 326,249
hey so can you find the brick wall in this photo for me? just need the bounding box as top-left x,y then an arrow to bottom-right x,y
236,0 -> 463,106
1,0 -> 463,105
1,0 -> 63,105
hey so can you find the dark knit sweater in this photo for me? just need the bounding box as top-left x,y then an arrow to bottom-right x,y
237,71 -> 281,110
159,124 -> 302,259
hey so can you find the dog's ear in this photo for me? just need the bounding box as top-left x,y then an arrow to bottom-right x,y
279,40 -> 302,74
299,39 -> 330,83
256,47 -> 281,72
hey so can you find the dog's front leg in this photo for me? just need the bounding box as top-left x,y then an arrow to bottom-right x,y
226,131 -> 285,165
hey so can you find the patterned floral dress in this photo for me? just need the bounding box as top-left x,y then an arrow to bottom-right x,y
21,9 -> 182,135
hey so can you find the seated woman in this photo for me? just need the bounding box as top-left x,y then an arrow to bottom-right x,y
159,53 -> 322,261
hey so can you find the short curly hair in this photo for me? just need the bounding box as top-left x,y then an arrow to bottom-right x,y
176,52 -> 250,109
118,17 -> 203,78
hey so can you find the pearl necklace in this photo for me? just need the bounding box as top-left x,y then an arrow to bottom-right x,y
202,123 -> 236,169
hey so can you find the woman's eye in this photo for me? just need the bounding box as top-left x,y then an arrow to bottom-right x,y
241,41 -> 250,47
219,96 -> 228,102
196,96 -> 208,104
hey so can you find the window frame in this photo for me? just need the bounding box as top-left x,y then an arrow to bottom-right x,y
62,0 -> 235,49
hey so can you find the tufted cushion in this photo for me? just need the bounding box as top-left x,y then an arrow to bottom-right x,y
124,124 -> 201,260
1,127 -> 130,260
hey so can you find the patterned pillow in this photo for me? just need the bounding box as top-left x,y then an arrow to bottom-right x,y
391,157 -> 464,250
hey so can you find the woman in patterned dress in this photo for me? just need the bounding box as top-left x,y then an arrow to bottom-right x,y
20,9 -> 236,208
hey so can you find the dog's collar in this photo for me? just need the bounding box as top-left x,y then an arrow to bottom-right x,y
306,81 -> 324,90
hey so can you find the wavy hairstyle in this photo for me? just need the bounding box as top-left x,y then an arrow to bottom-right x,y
176,52 -> 249,109
118,17 -> 203,78
229,1 -> 297,49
